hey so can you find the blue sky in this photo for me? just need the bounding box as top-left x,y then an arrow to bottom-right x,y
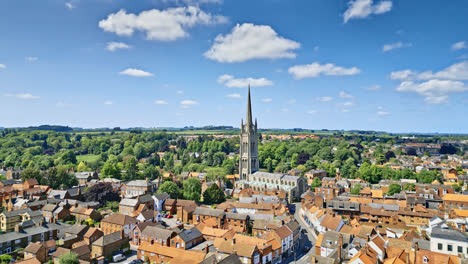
1,0 -> 467,133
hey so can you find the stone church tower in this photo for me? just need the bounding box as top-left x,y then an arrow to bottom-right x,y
239,86 -> 259,181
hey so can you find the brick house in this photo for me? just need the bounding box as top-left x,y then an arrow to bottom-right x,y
192,207 -> 225,228
100,213 -> 137,235
170,228 -> 203,249
91,231 -> 129,259
24,242 -> 48,263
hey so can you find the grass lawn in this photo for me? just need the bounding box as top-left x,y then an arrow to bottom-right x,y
76,154 -> 100,163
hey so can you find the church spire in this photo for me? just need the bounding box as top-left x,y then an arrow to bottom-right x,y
246,84 -> 253,129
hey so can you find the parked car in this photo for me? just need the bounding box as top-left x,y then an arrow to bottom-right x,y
113,254 -> 126,262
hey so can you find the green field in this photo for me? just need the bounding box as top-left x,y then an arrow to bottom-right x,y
76,154 -> 100,163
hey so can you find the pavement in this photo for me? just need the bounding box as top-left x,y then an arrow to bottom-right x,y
109,251 -> 138,264
282,202 -> 317,264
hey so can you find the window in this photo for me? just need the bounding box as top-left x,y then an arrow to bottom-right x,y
423,256 -> 429,263
448,244 -> 453,252
458,246 -> 463,253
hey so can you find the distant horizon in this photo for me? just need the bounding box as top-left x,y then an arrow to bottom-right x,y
1,124 -> 467,136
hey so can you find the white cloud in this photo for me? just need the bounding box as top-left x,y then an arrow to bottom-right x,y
377,106 -> 383,110
4,93 -> 40,99
99,6 -> 227,42
316,96 -> 333,102
25,57 -> 38,62
0,64 -> 5,69
104,101 -> 113,105
119,68 -> 154,77
424,95 -> 449,104
343,0 -> 392,23
342,101 -> 356,107
287,99 -> 296,104
281,108 -> 289,112
180,100 -> 199,108
217,74 -> 274,88
382,42 -> 412,52
177,90 -> 184,94
452,41 -> 467,51
364,84 -> 381,91
390,61 -> 468,81
204,23 -> 300,63
342,109 -> 350,113
56,102 -> 72,107
289,62 -> 360,80
339,91 -> 354,98
390,69 -> 416,81
155,100 -> 168,105
65,2 -> 74,9
377,111 -> 389,115
106,42 -> 132,51
226,93 -> 241,98
307,110 -> 317,114
396,79 -> 467,104
261,98 -> 272,103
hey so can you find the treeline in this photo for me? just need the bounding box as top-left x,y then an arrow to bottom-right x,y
0,129 -> 462,188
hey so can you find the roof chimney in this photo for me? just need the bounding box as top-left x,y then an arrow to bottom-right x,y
337,235 -> 343,260
205,244 -> 209,254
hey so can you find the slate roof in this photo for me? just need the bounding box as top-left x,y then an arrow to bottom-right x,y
194,207 -> 225,218
102,213 -> 137,226
139,194 -> 153,204
431,226 -> 468,242
2,208 -> 31,217
141,226 -> 175,240
64,224 -> 89,236
93,231 -> 124,247
120,198 -> 139,207
225,212 -> 248,221
153,193 -> 170,200
42,204 -> 58,212
48,190 -> 68,199
0,223 -> 67,244
126,180 -> 153,187
178,228 -> 203,242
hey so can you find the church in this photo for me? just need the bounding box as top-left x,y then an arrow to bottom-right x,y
235,87 -> 307,203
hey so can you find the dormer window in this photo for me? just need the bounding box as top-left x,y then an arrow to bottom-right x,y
423,256 -> 429,263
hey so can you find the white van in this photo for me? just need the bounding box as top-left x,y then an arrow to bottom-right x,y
113,254 -> 125,262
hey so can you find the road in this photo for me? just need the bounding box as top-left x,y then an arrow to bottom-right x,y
279,202 -> 317,264
109,251 -> 137,264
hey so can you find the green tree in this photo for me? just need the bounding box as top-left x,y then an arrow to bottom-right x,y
21,167 -> 42,183
387,184 -> 402,196
60,150 -> 77,165
143,165 -> 160,180
157,181 -> 180,199
124,156 -> 139,180
203,183 -> 225,205
403,183 -> 415,191
183,178 -> 202,202
350,183 -> 361,195
0,254 -> 12,264
77,161 -> 89,172
310,177 -> 321,191
102,161 -> 121,179
59,252 -> 79,264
